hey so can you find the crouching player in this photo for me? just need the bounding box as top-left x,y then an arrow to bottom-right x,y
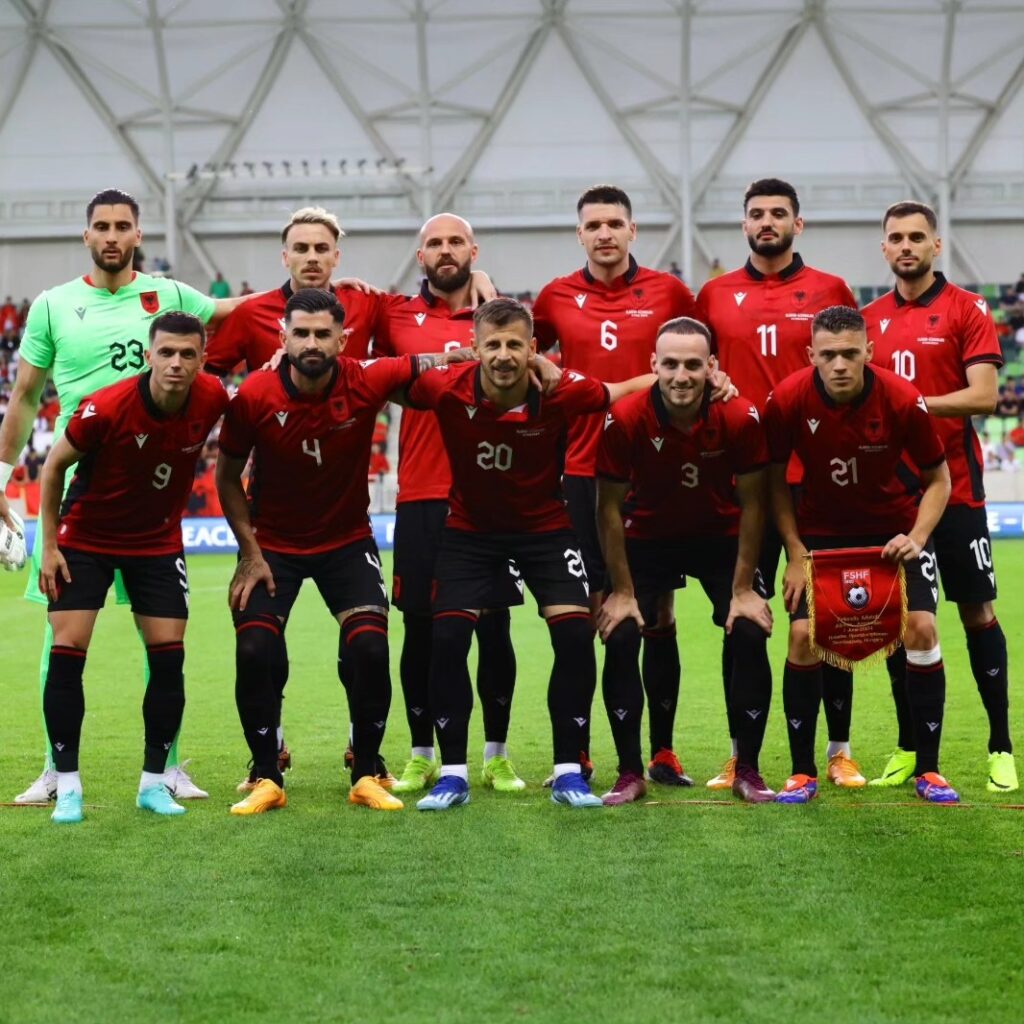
595,317 -> 776,804
403,297 -> 654,811
766,306 -> 957,803
36,312 -> 228,823
216,288 -> 459,814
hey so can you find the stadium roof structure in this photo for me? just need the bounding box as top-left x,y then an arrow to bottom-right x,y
1,0 -> 1023,281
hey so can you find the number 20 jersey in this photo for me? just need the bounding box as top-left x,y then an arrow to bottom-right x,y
19,272 -> 215,439
60,372 -> 229,555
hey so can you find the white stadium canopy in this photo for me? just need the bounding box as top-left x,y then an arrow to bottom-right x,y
1,0 -> 1022,290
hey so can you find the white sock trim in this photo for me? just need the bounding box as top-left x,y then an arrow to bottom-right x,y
411,746 -> 434,761
56,771 -> 82,797
439,764 -> 469,781
907,645 -> 941,666
553,762 -> 580,778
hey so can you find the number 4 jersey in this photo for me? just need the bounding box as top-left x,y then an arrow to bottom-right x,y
59,372 -> 229,555
19,272 -> 216,439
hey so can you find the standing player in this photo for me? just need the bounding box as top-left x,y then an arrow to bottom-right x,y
596,317 -> 775,805
864,200 -> 1017,792
406,298 -> 655,810
696,178 -> 864,791
216,288 -> 457,814
532,184 -> 699,787
0,187 -> 246,805
35,312 -> 228,823
766,306 -> 957,804
372,213 -> 524,795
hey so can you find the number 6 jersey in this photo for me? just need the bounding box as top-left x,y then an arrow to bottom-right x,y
59,372 -> 228,555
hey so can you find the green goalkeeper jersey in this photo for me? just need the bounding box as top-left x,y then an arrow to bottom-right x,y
19,272 -> 216,438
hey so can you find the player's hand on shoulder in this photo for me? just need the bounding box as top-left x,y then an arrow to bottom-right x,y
229,553 -> 276,612
468,271 -> 497,307
333,277 -> 382,295
528,352 -> 562,394
0,503 -> 27,572
782,558 -> 807,615
708,368 -> 738,403
726,588 -> 773,636
38,544 -> 69,597
595,590 -> 644,642
882,533 -> 922,563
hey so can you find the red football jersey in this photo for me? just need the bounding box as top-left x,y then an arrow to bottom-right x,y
533,257 -> 696,476
205,283 -> 401,374
765,365 -> 945,536
371,282 -> 475,503
597,387 -> 768,539
863,273 -> 1001,509
696,254 -> 857,413
60,372 -> 229,555
219,356 -> 418,554
406,362 -> 609,533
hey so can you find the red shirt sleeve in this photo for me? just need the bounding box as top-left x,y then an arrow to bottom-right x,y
63,394 -> 112,453
596,405 -> 633,482
904,390 -> 946,469
532,284 -> 559,352
764,393 -> 792,464
405,364 -> 451,410
668,276 -> 698,317
731,402 -> 770,474
218,391 -> 256,459
959,297 -> 1003,368
356,355 -> 418,406
204,305 -> 251,375
553,370 -> 610,415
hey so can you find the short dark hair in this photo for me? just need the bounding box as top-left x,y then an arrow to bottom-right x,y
284,287 -> 345,325
87,188 -> 140,224
577,184 -> 632,219
812,305 -> 866,337
882,200 -> 937,232
148,310 -> 206,346
656,316 -> 712,350
744,178 -> 800,216
473,297 -> 533,336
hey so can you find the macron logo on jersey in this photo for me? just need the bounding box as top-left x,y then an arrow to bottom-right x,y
574,294 -> 587,309
464,405 -> 477,419
747,407 -> 760,422
275,411 -> 289,426
82,403 -> 97,419
916,396 -> 928,413
975,298 -> 988,314
414,313 -> 427,327
651,436 -> 664,452
134,433 -> 148,448
880,319 -> 891,334
74,306 -> 87,320
604,412 -> 614,431
807,418 -> 820,434
734,292 -> 747,306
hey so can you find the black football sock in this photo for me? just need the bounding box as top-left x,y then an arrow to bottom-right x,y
43,646 -> 87,773
601,619 -> 645,776
729,619 -> 772,772
642,623 -> 679,756
142,642 -> 186,774
820,664 -> 853,744
335,631 -> 354,724
782,660 -> 822,778
721,631 -> 737,741
965,619 -> 1012,754
906,653 -> 946,776
885,647 -> 914,750
475,609 -> 516,744
340,611 -> 391,782
400,612 -> 435,749
429,611 -> 477,766
272,629 -> 289,732
547,612 -> 596,766
235,616 -> 284,786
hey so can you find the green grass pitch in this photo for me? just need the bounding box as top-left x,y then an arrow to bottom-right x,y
2,544 -> 1023,1023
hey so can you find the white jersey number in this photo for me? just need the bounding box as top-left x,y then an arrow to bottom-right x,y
152,463 -> 172,490
600,320 -> 618,352
757,323 -> 777,357
890,350 -> 916,382
476,441 -> 513,472
302,439 -> 323,466
830,456 -> 858,487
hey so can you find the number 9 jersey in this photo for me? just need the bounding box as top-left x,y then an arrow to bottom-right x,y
59,372 -> 229,555
19,272 -> 215,440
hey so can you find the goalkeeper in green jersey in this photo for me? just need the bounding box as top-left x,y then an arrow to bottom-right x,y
0,188 -> 247,803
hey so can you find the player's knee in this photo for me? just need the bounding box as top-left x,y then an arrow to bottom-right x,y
905,613 -> 939,653
729,616 -> 767,652
341,611 -> 389,668
146,641 -> 185,693
605,618 -> 642,660
788,621 -> 813,662
235,614 -> 282,671
957,601 -> 993,630
547,611 -> 594,662
431,610 -> 478,660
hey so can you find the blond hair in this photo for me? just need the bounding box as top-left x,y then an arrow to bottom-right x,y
281,206 -> 345,243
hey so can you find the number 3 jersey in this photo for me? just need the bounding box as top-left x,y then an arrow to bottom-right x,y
597,387 -> 768,539
764,365 -> 945,536
60,372 -> 229,555
218,356 -> 420,554
406,362 -> 610,534
532,258 -> 696,477
19,272 -> 215,439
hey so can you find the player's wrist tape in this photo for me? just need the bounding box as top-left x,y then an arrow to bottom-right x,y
0,461 -> 13,489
